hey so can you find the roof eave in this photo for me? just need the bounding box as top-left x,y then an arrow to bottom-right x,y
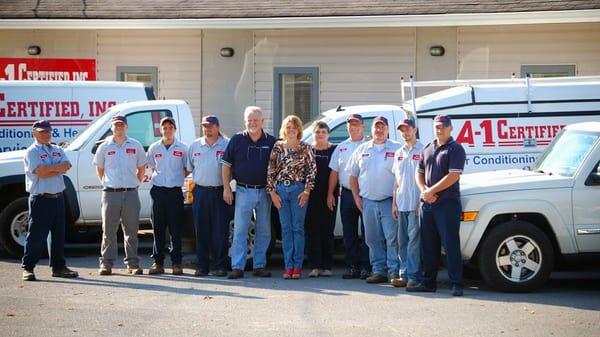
1,10 -> 599,29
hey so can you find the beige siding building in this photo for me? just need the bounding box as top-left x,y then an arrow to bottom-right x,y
1,2 -> 599,135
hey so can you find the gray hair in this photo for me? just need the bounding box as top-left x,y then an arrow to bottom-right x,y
244,106 -> 263,120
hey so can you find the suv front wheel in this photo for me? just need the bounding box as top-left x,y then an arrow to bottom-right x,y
0,197 -> 29,258
478,220 -> 554,293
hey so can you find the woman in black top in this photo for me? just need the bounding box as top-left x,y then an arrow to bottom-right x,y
305,121 -> 338,277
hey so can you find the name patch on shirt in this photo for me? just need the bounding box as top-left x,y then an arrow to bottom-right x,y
107,150 -> 116,156
193,152 -> 201,157
126,148 -> 136,155
173,150 -> 184,157
361,153 -> 370,157
397,156 -> 404,161
340,147 -> 348,152
39,153 -> 48,159
52,152 -> 61,157
385,152 -> 395,158
412,154 -> 421,161
154,153 -> 163,158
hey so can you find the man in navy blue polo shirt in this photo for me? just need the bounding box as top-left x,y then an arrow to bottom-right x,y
222,106 -> 277,279
408,115 -> 466,296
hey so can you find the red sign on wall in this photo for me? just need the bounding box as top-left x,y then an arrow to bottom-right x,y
0,58 -> 96,81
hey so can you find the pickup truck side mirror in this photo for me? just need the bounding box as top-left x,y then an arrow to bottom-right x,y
92,139 -> 105,155
585,164 -> 600,186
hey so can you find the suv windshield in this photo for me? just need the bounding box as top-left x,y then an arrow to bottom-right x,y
532,128 -> 599,177
66,110 -> 115,151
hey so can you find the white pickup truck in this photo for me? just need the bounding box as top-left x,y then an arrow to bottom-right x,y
0,100 -> 196,257
458,122 -> 600,292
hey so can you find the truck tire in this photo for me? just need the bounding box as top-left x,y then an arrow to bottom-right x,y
478,220 -> 554,293
0,197 -> 29,258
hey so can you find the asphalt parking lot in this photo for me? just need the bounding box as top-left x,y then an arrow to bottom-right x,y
1,244 -> 599,337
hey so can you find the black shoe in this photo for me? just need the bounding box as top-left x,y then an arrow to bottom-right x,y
252,268 -> 272,277
359,268 -> 370,280
342,267 -> 360,279
213,269 -> 227,277
52,266 -> 79,278
227,269 -> 244,279
451,285 -> 464,297
406,283 -> 437,293
194,268 -> 209,277
22,269 -> 36,281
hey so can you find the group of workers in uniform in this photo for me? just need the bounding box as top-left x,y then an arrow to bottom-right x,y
21,105 -> 466,296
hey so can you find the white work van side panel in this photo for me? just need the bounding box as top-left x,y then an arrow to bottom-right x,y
75,102 -> 184,224
417,108 -> 600,173
0,81 -> 148,153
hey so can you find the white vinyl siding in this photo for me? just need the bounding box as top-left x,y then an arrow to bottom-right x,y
97,30 -> 203,129
457,23 -> 600,79
254,29 -> 416,131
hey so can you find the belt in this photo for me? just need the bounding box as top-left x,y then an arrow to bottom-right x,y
342,186 -> 353,192
237,182 -> 266,189
278,180 -> 304,186
198,185 -> 223,190
103,187 -> 137,192
38,193 -> 62,199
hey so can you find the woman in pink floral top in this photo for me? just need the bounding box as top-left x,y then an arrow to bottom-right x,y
267,115 -> 317,279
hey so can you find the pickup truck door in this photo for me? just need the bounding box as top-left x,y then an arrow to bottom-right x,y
572,159 -> 600,252
77,107 -> 174,223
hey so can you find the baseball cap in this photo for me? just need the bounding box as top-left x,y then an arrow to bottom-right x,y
434,115 -> 452,127
111,115 -> 127,125
32,120 -> 52,131
373,116 -> 389,126
397,118 -> 416,129
201,115 -> 220,126
346,114 -> 364,123
160,116 -> 176,128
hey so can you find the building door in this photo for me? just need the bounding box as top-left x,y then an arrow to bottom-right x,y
273,67 -> 319,133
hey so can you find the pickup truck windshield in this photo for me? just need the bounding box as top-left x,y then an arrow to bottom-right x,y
532,129 -> 599,177
66,110 -> 114,151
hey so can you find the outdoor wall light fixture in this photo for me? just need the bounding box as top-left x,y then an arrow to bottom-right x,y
27,45 -> 41,56
220,47 -> 234,57
429,45 -> 445,57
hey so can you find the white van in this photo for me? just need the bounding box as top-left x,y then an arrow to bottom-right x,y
0,80 -> 154,152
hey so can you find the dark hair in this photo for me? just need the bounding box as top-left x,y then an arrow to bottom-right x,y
312,120 -> 330,133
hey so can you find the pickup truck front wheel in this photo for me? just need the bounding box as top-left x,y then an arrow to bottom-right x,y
478,220 -> 554,293
0,197 -> 29,258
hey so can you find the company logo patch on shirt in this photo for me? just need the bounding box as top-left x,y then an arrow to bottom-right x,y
397,156 -> 404,161
39,153 -> 48,159
126,148 -> 136,155
412,154 -> 421,161
154,153 -> 163,158
107,151 -> 116,156
385,152 -> 395,158
52,152 -> 61,157
173,150 -> 183,157
361,153 -> 370,157
216,150 -> 224,157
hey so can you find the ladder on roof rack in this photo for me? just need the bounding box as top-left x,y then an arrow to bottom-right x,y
400,75 -> 600,114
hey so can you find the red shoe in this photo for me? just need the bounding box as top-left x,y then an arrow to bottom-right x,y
283,269 -> 293,279
291,267 -> 302,279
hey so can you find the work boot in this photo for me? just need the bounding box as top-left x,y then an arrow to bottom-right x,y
194,268 -> 208,277
390,274 -> 407,288
342,267 -> 360,279
127,266 -> 143,275
451,285 -> 464,297
148,263 -> 165,275
22,268 -> 36,281
98,265 -> 112,276
252,268 -> 272,277
227,269 -> 244,279
213,269 -> 227,277
366,273 -> 388,284
172,265 -> 183,275
52,266 -> 79,278
359,268 -> 370,280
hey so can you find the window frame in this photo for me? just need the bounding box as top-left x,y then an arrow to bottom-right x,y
520,65 -> 576,78
273,66 -> 319,133
117,66 -> 159,98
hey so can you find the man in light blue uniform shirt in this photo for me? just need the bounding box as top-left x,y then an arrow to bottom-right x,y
391,118 -> 424,288
187,115 -> 231,277
327,114 -> 371,279
348,116 -> 401,285
94,115 -> 147,276
147,116 -> 188,275
21,120 -> 78,281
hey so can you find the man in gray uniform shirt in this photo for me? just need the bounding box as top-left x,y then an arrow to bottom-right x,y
94,115 -> 147,276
